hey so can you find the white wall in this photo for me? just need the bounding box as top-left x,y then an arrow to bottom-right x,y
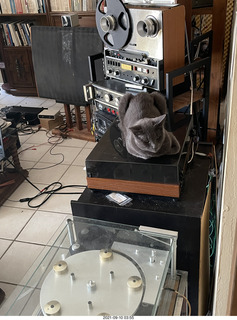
213,3 -> 237,315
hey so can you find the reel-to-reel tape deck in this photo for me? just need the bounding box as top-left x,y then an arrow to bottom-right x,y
84,0 -> 185,139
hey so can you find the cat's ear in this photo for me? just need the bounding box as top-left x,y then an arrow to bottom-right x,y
154,114 -> 166,126
119,93 -> 134,113
151,91 -> 167,115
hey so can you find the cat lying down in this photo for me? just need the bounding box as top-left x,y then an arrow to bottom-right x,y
118,91 -> 180,160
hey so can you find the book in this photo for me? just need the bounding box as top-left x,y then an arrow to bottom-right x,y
50,0 -> 59,11
8,22 -> 20,46
60,0 -> 70,11
6,23 -> 14,45
17,21 -> 28,45
27,0 -> 38,13
15,0 -> 24,13
21,22 -> 31,45
0,0 -> 8,14
11,0 -> 17,13
41,0 -> 45,12
20,0 -> 28,13
9,0 -> 15,13
1,23 -> 11,45
13,21 -> 24,46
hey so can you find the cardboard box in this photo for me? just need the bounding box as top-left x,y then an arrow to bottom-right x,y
40,115 -> 64,131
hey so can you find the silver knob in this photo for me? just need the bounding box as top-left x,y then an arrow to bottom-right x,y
104,93 -> 112,102
133,75 -> 140,82
141,77 -> 149,85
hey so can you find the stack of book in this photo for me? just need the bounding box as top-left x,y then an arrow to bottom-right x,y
0,20 -> 34,46
50,0 -> 97,12
0,0 -> 46,14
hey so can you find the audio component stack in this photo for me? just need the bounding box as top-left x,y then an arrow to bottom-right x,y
84,0 -> 185,140
82,0 -> 194,198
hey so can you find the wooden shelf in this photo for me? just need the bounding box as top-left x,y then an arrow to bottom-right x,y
192,7 -> 213,15
173,89 -> 203,112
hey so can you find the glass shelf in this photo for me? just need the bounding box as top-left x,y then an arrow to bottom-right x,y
2,216 -> 176,316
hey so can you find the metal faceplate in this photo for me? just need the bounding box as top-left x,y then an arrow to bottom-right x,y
40,250 -> 144,316
125,8 -> 163,60
40,243 -> 170,316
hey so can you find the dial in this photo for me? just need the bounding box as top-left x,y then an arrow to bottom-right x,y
133,75 -> 140,82
141,77 -> 149,85
104,93 -> 113,103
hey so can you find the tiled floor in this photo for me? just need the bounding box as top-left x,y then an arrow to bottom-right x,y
0,86 -> 97,314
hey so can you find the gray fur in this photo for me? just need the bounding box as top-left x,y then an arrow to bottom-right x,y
118,91 -> 180,160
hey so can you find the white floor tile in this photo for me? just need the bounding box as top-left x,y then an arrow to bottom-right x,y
85,141 -> 97,149
72,148 -> 92,166
18,160 -> 37,170
3,181 -> 45,209
28,163 -> 69,184
18,133 -> 31,145
60,165 -> 87,186
0,207 -> 35,240
40,145 -> 82,165
23,130 -> 51,144
0,239 -> 12,258
38,192 -> 81,214
0,95 -> 26,105
0,241 -> 44,284
61,138 -> 88,148
0,282 -> 19,315
16,97 -> 47,107
17,210 -> 69,245
18,143 -> 51,162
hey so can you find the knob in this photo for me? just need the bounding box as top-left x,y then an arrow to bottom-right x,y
114,97 -> 120,106
113,70 -> 120,76
104,93 -> 113,103
141,77 -> 149,85
133,75 -> 140,82
106,69 -> 113,75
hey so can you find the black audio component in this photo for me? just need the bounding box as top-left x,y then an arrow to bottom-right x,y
94,109 -> 116,141
6,106 -> 45,125
84,79 -> 126,115
104,49 -> 164,90
86,115 -> 193,198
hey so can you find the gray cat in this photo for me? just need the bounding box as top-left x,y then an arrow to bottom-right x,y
118,91 -> 180,160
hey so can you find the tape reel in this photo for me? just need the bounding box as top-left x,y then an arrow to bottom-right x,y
96,0 -> 132,50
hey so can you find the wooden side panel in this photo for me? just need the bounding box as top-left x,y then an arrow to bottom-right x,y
87,177 -> 180,198
163,5 -> 186,85
198,183 -> 211,315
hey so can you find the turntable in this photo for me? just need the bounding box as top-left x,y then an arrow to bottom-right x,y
2,216 -> 188,316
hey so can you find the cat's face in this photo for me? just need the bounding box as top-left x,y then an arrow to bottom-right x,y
129,115 -> 166,152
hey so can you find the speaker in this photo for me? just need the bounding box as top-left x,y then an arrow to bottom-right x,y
61,13 -> 79,27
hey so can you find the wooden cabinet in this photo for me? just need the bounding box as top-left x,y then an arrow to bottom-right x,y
2,46 -> 36,95
0,0 -> 96,96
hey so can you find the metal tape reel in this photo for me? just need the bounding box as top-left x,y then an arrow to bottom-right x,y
96,0 -> 132,50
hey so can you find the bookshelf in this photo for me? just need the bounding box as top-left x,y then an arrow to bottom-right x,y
0,0 -> 96,96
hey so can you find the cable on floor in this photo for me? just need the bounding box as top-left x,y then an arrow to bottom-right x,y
19,181 -> 86,208
6,158 -> 86,208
